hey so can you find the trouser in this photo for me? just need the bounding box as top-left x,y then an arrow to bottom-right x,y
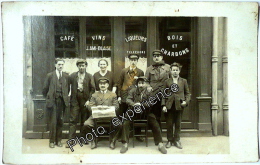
82,115 -> 122,142
68,91 -> 89,139
164,107 -> 183,142
120,120 -> 131,143
150,100 -> 162,130
120,114 -> 163,145
48,96 -> 65,143
120,102 -> 141,135
148,113 -> 163,145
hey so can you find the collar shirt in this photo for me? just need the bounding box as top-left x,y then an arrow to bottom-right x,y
128,67 -> 137,78
100,90 -> 107,94
77,72 -> 85,92
129,66 -> 137,71
56,69 -> 62,79
172,76 -> 179,84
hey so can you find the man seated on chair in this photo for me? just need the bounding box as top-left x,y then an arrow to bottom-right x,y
118,76 -> 167,154
83,77 -> 120,149
118,76 -> 150,153
124,76 -> 167,154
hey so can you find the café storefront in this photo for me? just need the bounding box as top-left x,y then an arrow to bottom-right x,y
23,16 -> 228,139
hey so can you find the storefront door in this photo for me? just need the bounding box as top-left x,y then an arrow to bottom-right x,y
159,17 -> 196,129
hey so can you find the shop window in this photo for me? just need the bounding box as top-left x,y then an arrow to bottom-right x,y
124,17 -> 147,72
85,17 -> 111,58
159,17 -> 192,80
54,17 -> 112,75
54,16 -> 79,58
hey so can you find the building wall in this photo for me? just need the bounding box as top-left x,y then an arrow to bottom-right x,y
23,16 -> 228,138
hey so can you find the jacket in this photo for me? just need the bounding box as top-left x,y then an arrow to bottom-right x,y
117,66 -> 144,101
89,90 -> 119,111
161,77 -> 191,110
42,71 -> 70,108
145,62 -> 171,95
70,71 -> 95,107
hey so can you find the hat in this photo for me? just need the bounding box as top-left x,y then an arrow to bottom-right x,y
98,77 -> 110,84
136,76 -> 149,84
152,50 -> 163,56
76,59 -> 88,66
128,54 -> 139,59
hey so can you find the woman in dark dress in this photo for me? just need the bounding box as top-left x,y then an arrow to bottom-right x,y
93,59 -> 116,92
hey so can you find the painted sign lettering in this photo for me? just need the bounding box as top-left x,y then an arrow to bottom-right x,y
60,35 -> 74,41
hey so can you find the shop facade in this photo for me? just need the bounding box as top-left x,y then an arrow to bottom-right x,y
23,16 -> 228,138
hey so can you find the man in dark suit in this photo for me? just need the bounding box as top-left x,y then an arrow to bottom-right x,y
117,54 -> 144,142
83,77 -> 119,149
162,62 -> 191,149
42,58 -> 70,148
66,59 -> 95,147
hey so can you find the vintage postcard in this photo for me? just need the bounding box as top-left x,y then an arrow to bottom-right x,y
2,1 -> 259,164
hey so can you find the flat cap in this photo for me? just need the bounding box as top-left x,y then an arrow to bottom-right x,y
136,76 -> 149,84
98,77 -> 110,83
128,54 -> 139,59
76,59 -> 88,66
152,50 -> 163,56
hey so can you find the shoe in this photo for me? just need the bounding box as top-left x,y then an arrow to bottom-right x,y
136,137 -> 144,142
91,141 -> 97,149
110,140 -> 116,150
57,141 -> 63,147
165,141 -> 172,148
49,142 -> 55,148
173,141 -> 183,149
120,146 -> 128,154
158,145 -> 167,154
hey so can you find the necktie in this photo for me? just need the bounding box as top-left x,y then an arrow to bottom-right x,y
59,71 -> 62,79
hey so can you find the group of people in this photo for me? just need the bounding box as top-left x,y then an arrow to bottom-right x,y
42,50 -> 191,154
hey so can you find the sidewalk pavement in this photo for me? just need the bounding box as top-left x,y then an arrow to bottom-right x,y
22,136 -> 229,154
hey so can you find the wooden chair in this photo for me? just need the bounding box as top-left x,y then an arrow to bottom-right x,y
131,109 -> 150,148
93,117 -> 113,147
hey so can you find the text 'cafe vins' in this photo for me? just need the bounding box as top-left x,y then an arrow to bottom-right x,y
23,16 -> 228,138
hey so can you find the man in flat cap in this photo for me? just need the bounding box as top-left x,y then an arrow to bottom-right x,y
83,77 -> 120,149
42,58 -> 70,148
145,50 -> 171,142
118,76 -> 167,154
117,54 -> 144,142
66,59 -> 95,148
120,76 -> 167,154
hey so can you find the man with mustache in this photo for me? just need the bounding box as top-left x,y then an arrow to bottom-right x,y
66,59 -> 95,148
118,76 -> 167,154
83,77 -> 120,149
42,58 -> 70,148
145,50 -> 171,147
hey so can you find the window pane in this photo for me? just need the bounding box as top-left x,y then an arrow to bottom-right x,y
124,17 -> 147,72
85,17 -> 111,58
54,16 -> 79,58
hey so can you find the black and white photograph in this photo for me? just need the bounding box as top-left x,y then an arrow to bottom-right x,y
2,1 -> 258,164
